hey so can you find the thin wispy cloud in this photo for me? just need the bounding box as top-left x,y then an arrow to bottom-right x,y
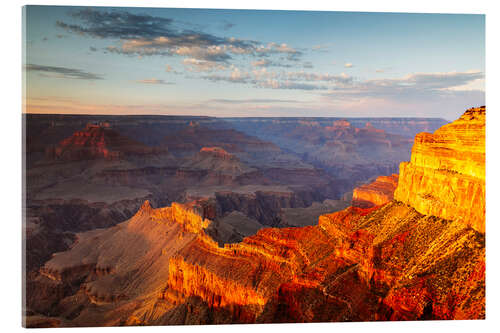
202,66 -> 353,91
25,64 -> 103,80
251,59 -> 292,68
256,80 -> 328,90
183,58 -> 226,72
210,98 -> 304,104
285,71 -> 353,84
311,44 -> 330,52
136,78 -> 174,85
325,70 -> 484,101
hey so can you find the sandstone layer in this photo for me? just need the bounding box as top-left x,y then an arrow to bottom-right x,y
394,106 -> 485,233
352,174 -> 399,208
25,109 -> 484,326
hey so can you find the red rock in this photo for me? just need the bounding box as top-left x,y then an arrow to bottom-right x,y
27,107 -> 486,326
46,122 -> 164,161
394,106 -> 485,232
352,174 -> 398,208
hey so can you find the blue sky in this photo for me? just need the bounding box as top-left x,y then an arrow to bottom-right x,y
23,6 -> 485,120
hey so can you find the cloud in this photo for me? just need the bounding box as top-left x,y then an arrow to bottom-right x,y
325,70 -> 484,101
201,66 -> 353,91
285,71 -> 353,84
57,8 -> 303,65
251,59 -> 292,68
344,63 -> 353,68
256,80 -> 327,90
56,9 -> 176,39
311,44 -> 330,52
209,98 -> 304,104
89,46 -> 97,52
203,70 -> 329,91
204,67 -> 251,83
183,58 -> 226,72
25,64 -> 103,80
174,45 -> 231,62
136,78 -> 174,85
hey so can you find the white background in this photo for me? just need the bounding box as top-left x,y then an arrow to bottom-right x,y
2,0 -> 499,332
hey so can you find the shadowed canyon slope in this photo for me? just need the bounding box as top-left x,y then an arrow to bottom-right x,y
45,122 -> 167,161
224,117 -> 447,185
24,118 -> 346,270
24,107 -> 484,326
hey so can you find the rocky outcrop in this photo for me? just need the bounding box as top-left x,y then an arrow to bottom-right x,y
352,174 -> 398,208
225,117 -> 448,140
26,200 -> 211,324
182,147 -> 254,177
158,200 -> 484,323
163,126 -> 281,156
394,106 -> 485,233
199,147 -> 236,160
214,190 -> 316,226
25,109 -> 484,326
45,123 -> 165,161
224,116 -> 425,188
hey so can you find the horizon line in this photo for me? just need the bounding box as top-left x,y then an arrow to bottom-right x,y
23,112 -> 452,121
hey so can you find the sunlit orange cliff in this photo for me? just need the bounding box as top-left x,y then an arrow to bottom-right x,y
26,107 -> 485,326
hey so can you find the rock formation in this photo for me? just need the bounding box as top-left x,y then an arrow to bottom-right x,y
352,174 -> 399,208
224,116 -> 443,190
45,123 -> 165,161
24,108 -> 484,326
394,106 -> 485,233
181,147 -> 254,177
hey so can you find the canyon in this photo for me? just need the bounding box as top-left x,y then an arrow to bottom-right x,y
352,174 -> 399,208
23,107 -> 485,326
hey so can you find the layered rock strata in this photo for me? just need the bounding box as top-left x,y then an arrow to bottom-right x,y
394,106 -> 485,233
26,107 -> 485,326
45,123 -> 164,161
352,174 -> 399,208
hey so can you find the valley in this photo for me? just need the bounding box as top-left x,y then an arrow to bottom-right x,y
23,108 -> 484,326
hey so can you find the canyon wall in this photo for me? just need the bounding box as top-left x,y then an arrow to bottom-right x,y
352,174 -> 399,208
25,108 -> 485,326
394,106 -> 485,233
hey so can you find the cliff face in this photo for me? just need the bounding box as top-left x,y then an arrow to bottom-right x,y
154,107 -> 485,323
27,200 -> 212,325
45,123 -> 164,161
159,200 -> 484,323
352,174 -> 399,208
223,116 -> 437,189
394,106 -> 485,233
181,147 -> 254,177
26,107 -> 485,327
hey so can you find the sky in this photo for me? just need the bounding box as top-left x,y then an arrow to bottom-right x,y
23,6 -> 485,120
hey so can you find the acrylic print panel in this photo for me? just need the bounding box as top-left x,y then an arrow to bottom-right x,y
22,4 -> 485,328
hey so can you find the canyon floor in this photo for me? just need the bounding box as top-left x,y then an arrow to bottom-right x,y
22,110 -> 485,327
